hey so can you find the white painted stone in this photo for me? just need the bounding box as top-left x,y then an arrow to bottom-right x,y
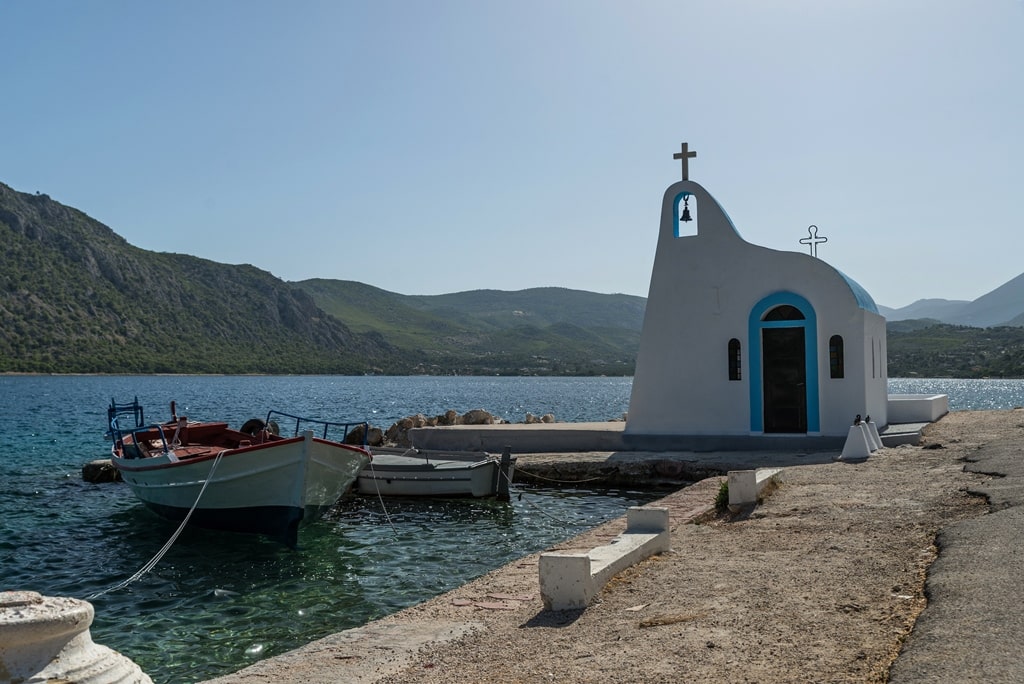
728,470 -> 757,507
865,419 -> 883,451
538,553 -> 593,612
623,505 -> 670,533
539,506 -> 670,611
838,423 -> 872,461
728,468 -> 782,510
0,590 -> 152,683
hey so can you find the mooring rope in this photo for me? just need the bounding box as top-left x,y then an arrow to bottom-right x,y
512,467 -> 615,485
494,462 -> 589,527
85,449 -> 227,601
364,460 -> 399,536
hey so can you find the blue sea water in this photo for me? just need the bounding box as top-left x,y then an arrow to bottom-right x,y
0,375 -> 639,684
2,375 -> 1022,683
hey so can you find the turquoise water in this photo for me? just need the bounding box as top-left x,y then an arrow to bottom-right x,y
0,375 -> 644,684
3,375 -> 1022,683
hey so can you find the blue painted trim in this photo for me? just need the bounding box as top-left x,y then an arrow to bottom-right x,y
836,269 -> 879,314
747,292 -> 820,433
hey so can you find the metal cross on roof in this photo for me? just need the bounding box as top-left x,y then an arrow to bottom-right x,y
799,225 -> 828,258
673,142 -> 696,180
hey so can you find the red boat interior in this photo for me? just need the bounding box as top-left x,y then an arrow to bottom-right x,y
120,420 -> 283,460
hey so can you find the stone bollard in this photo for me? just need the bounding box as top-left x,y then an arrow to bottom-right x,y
0,590 -> 152,684
837,422 -> 872,461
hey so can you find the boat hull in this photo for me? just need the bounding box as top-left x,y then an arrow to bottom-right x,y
113,432 -> 369,546
357,448 -> 514,498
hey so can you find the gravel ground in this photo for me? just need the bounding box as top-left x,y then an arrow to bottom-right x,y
208,409 -> 1016,684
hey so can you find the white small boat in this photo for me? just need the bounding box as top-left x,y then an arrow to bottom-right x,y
108,400 -> 370,547
357,447 -> 515,498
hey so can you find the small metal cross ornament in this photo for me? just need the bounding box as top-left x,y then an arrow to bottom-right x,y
799,225 -> 828,258
673,142 -> 696,180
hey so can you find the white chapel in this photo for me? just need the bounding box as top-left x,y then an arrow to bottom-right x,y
624,144 -> 890,449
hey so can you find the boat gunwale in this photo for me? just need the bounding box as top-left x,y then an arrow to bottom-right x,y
112,433 -> 370,473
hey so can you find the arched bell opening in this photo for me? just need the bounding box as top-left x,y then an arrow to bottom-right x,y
673,191 -> 698,237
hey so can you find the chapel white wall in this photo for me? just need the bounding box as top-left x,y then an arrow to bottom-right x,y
626,179 -> 888,439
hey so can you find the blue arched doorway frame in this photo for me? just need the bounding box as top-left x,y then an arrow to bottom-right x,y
748,292 -> 820,433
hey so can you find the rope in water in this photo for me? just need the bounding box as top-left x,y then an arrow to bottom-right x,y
512,467 -> 615,485
362,452 -> 587,528
84,450 -> 227,601
365,460 -> 399,536
495,462 -> 588,527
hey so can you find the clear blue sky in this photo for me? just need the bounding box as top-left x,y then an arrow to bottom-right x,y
2,0 -> 1021,309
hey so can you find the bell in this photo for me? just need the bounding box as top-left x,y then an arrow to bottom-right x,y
680,206 -> 692,222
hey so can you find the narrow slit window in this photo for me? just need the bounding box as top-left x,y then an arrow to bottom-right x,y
829,335 -> 845,379
728,338 -> 741,381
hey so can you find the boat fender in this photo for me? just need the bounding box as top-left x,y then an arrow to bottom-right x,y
239,418 -> 266,436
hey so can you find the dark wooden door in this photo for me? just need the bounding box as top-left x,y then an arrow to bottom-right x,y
762,327 -> 807,433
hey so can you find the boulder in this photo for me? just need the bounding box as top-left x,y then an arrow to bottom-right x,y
82,459 -> 120,483
461,409 -> 495,425
436,409 -> 460,426
344,424 -> 384,447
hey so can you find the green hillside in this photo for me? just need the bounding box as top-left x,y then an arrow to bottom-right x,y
0,184 -> 640,375
293,279 -> 639,375
0,184 -> 399,374
887,323 -> 1024,378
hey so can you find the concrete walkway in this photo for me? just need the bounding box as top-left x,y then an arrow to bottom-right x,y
889,434 -> 1024,682
202,412 -> 1024,682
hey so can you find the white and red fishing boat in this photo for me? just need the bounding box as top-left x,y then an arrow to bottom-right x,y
107,399 -> 370,547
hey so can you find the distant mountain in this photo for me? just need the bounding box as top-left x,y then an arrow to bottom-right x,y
293,279 -> 641,375
950,272 -> 1024,328
881,272 -> 1024,328
879,299 -> 971,323
403,288 -> 645,331
0,183 -> 398,374
0,182 -> 639,375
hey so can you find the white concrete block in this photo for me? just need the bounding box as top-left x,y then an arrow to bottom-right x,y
539,506 -> 670,611
728,468 -> 782,510
626,505 -> 670,534
865,420 -> 882,451
539,553 -> 594,611
728,470 -> 757,508
838,423 -> 872,461
888,394 -> 949,423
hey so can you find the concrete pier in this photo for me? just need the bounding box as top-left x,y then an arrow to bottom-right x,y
409,420 -> 924,454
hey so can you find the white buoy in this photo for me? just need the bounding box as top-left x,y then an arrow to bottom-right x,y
0,590 -> 152,684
